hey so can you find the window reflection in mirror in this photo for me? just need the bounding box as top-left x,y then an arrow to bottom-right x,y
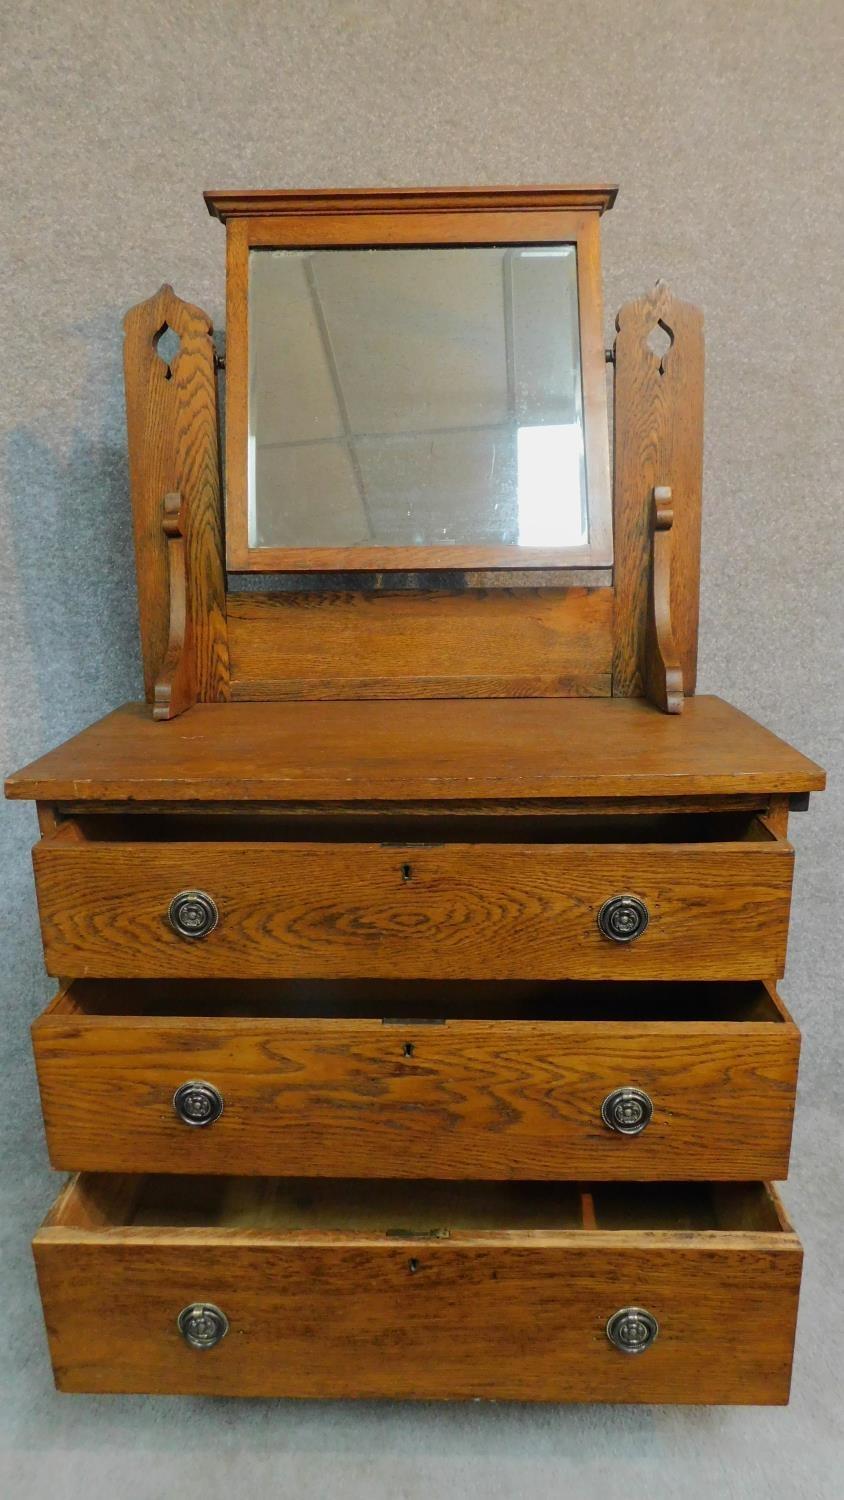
248,245 -> 589,551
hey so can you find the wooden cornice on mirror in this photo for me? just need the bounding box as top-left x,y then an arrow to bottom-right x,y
204,185 -> 619,221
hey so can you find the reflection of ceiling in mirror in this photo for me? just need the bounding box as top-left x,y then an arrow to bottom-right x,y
248,245 -> 587,550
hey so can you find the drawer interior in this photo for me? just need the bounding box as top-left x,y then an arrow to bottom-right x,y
57,809 -> 777,846
50,978 -> 789,1024
52,1175 -> 789,1236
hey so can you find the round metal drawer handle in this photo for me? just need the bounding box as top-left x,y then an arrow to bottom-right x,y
606,1306 -> 659,1355
173,1080 -> 224,1128
601,1086 -> 653,1136
177,1302 -> 229,1350
597,893 -> 649,943
167,889 -> 218,940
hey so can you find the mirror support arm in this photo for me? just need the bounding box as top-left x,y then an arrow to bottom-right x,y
153,493 -> 196,720
644,487 -> 684,713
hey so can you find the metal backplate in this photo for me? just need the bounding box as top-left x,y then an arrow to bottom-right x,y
597,893 -> 649,943
601,1086 -> 654,1135
167,889 -> 219,940
606,1306 -> 659,1354
177,1302 -> 229,1350
173,1080 -> 224,1127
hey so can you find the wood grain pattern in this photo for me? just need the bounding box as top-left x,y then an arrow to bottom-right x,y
205,185 -> 619,221
5,697 -> 826,804
763,795 -> 791,840
612,282 -> 704,697
33,982 -> 799,1179
227,588 -> 613,701
33,1177 -> 802,1402
31,829 -> 794,981
644,487 -> 684,712
123,284 -> 229,704
223,210 -> 612,572
239,210 -> 609,248
36,805 -> 62,837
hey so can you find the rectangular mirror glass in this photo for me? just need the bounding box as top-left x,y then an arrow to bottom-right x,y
248,244 -> 599,556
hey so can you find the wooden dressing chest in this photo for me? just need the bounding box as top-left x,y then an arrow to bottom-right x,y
6,185 -> 824,1403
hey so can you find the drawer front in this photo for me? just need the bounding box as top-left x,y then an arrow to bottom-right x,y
32,835 -> 794,980
34,1178 -> 802,1403
33,991 -> 800,1180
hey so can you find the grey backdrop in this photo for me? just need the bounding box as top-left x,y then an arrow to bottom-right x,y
1,2 -> 842,1496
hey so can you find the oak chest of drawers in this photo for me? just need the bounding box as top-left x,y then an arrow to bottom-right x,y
6,184 -> 825,1403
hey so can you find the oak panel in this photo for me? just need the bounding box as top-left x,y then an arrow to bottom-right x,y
33,983 -> 799,1179
34,1177 -> 802,1402
227,588 -> 613,700
32,833 -> 794,981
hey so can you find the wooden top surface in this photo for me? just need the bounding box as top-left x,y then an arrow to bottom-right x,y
5,697 -> 825,805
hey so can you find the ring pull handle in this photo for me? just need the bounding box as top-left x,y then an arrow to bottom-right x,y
606,1307 -> 659,1354
601,1087 -> 653,1135
173,1080 -> 224,1127
597,894 -> 649,943
168,889 -> 218,940
177,1302 -> 229,1349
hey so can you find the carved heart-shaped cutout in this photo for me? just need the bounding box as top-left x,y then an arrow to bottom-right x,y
646,319 -> 673,375
154,323 -> 181,380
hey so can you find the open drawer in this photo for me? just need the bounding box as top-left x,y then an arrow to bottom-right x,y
31,810 -> 794,981
34,1175 -> 802,1403
33,979 -> 800,1180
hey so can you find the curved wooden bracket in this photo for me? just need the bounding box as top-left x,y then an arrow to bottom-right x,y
153,492 -> 195,720
644,487 -> 684,713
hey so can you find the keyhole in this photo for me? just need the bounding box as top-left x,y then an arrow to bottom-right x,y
154,324 -> 181,380
403,1042 -> 414,1058
401,863 -> 412,882
646,320 -> 673,375
408,1258 -> 420,1274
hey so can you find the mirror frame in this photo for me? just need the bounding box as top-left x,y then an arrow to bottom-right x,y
207,186 -> 617,572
